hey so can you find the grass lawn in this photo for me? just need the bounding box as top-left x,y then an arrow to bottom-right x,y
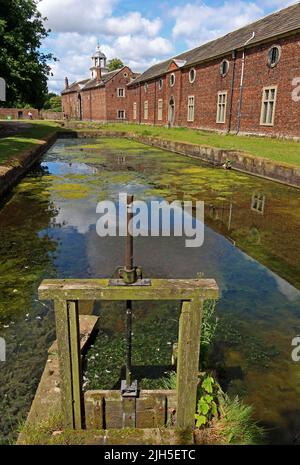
84,122 -> 300,167
1,120 -> 300,167
0,120 -> 62,166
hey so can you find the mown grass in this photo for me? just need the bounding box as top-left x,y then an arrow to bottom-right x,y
0,120 -> 62,165
78,122 -> 300,167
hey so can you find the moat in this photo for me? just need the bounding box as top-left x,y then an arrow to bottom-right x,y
0,137 -> 300,444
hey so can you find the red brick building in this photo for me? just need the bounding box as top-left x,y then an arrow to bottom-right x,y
62,4 -> 300,138
127,4 -> 300,138
61,46 -> 139,122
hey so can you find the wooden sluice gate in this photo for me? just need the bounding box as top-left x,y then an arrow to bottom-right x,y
38,195 -> 219,432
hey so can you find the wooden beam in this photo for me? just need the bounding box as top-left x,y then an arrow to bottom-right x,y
39,279 -> 219,301
68,301 -> 83,429
53,300 -> 74,428
176,298 -> 203,429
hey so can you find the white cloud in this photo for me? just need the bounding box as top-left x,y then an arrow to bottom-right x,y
45,32 -> 172,93
104,12 -> 162,37
171,1 -> 264,47
39,0 -> 117,34
39,0 -> 162,36
38,0 -> 171,92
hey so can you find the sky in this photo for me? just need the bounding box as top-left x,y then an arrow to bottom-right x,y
38,0 -> 295,93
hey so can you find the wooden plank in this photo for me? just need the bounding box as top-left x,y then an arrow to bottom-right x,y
48,315 -> 99,356
84,392 -> 104,430
176,299 -> 203,429
53,299 -> 74,428
105,397 -> 123,429
68,301 -> 83,429
136,394 -> 166,428
122,398 -> 136,428
38,278 -> 219,302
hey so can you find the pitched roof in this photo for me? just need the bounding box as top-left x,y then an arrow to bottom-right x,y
130,3 -> 300,85
62,68 -> 125,94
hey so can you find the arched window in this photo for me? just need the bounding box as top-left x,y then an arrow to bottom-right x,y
144,82 -> 148,92
158,78 -> 163,90
169,73 -> 175,87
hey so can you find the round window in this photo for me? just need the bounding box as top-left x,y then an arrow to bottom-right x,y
268,45 -> 281,67
220,60 -> 229,77
189,68 -> 196,83
169,73 -> 175,87
159,78 -> 163,90
124,72 -> 128,78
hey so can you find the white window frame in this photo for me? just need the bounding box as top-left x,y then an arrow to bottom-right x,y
157,98 -> 163,121
216,91 -> 227,124
117,88 -> 125,98
158,78 -> 163,90
187,95 -> 195,122
133,102 -> 137,120
117,110 -> 126,120
144,100 -> 149,120
260,86 -> 277,126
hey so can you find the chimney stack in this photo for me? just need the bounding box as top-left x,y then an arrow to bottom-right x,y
96,67 -> 102,82
64,77 -> 69,89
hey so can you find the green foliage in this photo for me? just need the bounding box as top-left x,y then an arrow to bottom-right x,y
107,58 -> 124,72
195,375 -> 220,427
200,300 -> 218,366
43,93 -> 62,112
159,372 -> 177,390
0,0 -> 55,108
219,395 -> 265,445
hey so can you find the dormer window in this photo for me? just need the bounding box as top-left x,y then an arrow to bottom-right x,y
169,73 -> 175,87
268,45 -> 281,68
189,68 -> 196,83
220,60 -> 229,77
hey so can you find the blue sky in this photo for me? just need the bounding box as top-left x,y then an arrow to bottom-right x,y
38,0 -> 295,93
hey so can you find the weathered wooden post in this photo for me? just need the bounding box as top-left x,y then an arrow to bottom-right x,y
176,298 -> 203,429
54,299 -> 83,429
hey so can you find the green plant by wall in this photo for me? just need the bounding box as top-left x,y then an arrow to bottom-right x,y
195,375 -> 220,427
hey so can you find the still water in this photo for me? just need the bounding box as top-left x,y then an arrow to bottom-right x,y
0,137 -> 300,444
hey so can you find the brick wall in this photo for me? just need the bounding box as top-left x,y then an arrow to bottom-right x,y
0,108 -> 39,119
62,67 -> 135,122
61,92 -> 79,119
127,33 -> 300,138
105,67 -> 133,121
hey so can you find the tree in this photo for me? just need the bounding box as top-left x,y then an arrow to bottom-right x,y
43,93 -> 62,112
0,0 -> 55,109
107,58 -> 124,72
